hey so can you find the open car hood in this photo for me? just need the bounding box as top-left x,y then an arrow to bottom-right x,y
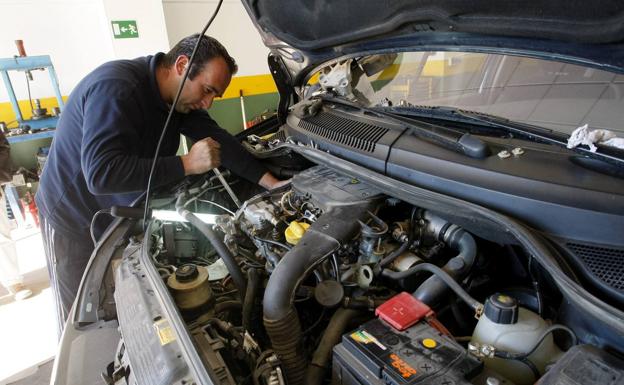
241,0 -> 624,79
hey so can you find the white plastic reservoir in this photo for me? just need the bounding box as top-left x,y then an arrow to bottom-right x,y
470,294 -> 561,385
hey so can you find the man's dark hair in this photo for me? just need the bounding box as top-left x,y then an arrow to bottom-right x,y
162,34 -> 238,79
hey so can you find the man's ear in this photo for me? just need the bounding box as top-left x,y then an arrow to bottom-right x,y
175,55 -> 189,76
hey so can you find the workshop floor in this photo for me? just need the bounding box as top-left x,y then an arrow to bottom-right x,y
0,227 -> 57,385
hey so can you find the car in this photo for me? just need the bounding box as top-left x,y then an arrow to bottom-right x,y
51,1 -> 624,385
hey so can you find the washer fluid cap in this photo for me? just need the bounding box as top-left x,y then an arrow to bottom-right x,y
175,264 -> 199,282
285,221 -> 310,245
484,293 -> 519,324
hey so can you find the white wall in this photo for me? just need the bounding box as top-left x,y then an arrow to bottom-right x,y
162,0 -> 270,76
1,0 -> 269,104
0,0 -> 171,103
101,0 -> 170,59
0,0 -> 115,101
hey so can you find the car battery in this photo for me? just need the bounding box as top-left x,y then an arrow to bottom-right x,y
332,293 -> 483,385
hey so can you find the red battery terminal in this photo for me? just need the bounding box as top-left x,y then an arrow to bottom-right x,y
376,292 -> 452,335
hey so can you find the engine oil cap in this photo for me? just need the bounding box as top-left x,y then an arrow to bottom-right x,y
285,221 -> 310,245
484,293 -> 519,324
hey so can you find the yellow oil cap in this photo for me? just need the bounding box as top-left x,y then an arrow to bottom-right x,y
422,338 -> 437,349
285,221 -> 310,245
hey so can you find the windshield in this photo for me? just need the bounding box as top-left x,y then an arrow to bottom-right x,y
310,52 -> 624,136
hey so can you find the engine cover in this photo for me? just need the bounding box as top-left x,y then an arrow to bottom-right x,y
291,166 -> 382,212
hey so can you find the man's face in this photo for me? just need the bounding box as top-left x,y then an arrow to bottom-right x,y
175,56 -> 232,113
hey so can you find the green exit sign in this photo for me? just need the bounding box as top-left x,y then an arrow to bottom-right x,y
111,20 -> 139,39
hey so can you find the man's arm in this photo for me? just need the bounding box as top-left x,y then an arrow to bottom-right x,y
80,81 -> 185,194
180,112 -> 273,185
258,172 -> 291,190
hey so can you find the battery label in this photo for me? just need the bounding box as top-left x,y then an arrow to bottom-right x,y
350,330 -> 387,350
390,353 -> 418,379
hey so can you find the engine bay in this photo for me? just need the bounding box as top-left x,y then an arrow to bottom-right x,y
108,165 -> 623,385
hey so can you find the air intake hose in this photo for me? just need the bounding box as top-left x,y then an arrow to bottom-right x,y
263,205 -> 371,385
413,211 -> 477,307
176,193 -> 247,299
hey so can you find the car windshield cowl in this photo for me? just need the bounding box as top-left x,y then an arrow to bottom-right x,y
316,94 -> 624,169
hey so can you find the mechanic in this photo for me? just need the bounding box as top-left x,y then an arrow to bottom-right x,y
36,34 -> 286,335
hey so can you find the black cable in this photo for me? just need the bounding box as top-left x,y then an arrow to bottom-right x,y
494,324 -> 577,361
331,253 -> 341,284
142,0 -> 224,228
517,357 -> 541,379
381,262 -> 483,312
254,236 -> 292,251
302,307 -> 327,335
90,208 -> 111,246
528,255 -> 544,317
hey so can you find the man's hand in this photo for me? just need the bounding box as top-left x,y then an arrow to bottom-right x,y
180,137 -> 221,175
258,172 -> 291,190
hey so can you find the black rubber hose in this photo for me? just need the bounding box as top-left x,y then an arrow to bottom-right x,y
243,268 -> 260,332
306,308 -> 361,385
263,204 -> 371,385
342,296 -> 388,310
176,193 -> 247,300
381,262 -> 483,312
377,241 -> 409,271
413,224 -> 477,307
214,300 -> 242,314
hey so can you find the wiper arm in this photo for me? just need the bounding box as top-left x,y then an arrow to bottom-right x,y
381,105 -> 624,167
319,96 -> 490,158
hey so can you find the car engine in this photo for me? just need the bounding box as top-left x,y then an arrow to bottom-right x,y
110,165 -> 623,385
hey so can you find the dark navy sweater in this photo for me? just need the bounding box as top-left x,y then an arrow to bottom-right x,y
36,53 -> 267,240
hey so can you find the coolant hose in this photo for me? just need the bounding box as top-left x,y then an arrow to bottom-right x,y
306,308 -> 361,385
243,268 -> 259,332
214,300 -> 242,314
413,216 -> 477,307
263,205 -> 371,385
176,193 -> 247,299
382,262 -> 483,313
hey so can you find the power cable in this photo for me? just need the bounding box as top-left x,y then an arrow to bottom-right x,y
142,0 -> 224,228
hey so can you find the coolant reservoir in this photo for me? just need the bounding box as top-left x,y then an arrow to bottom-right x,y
470,293 -> 561,385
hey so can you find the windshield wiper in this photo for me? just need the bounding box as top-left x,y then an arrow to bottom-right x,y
378,105 -> 624,167
318,96 -> 490,158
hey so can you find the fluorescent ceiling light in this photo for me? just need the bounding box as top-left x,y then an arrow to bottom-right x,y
152,210 -> 219,224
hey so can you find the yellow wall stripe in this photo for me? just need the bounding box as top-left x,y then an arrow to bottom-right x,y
221,73 -> 278,99
0,96 -> 67,126
0,73 -> 278,124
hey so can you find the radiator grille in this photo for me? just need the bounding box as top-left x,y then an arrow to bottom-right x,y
567,243 -> 624,291
298,113 -> 389,152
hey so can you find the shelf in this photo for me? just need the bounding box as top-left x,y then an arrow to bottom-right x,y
7,130 -> 55,143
